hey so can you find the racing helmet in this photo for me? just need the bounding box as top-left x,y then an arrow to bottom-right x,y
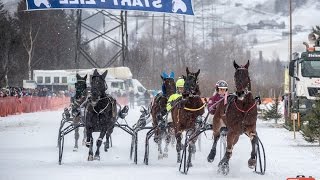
176,78 -> 185,88
215,80 -> 228,91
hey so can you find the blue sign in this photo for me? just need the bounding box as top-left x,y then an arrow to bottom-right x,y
26,0 -> 194,15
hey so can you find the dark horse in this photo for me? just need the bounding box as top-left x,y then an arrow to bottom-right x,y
57,74 -> 88,151
85,69 -> 117,161
210,60 -> 258,174
171,68 -> 205,164
70,74 -> 88,151
150,73 -> 176,159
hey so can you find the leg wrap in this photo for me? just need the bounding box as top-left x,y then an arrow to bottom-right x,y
96,138 -> 103,147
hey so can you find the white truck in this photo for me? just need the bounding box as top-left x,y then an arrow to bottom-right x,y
289,38 -> 320,114
32,67 -> 147,96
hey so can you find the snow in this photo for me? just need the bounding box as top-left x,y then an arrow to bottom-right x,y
1,106 -> 320,180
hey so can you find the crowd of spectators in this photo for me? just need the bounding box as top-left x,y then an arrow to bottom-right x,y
0,87 -> 74,98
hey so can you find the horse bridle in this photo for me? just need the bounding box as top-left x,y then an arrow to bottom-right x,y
184,74 -> 199,95
235,67 -> 251,98
75,80 -> 87,99
164,78 -> 176,97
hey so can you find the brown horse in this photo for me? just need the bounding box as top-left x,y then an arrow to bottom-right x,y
210,60 -> 258,175
150,75 -> 176,159
171,68 -> 205,164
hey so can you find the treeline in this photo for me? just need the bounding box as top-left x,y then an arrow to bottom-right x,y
0,0 -> 77,86
0,0 -> 285,98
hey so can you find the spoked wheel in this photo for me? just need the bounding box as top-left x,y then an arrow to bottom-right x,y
197,134 -> 201,152
57,119 -> 66,147
58,133 -> 65,165
179,129 -> 193,174
179,142 -> 189,174
219,130 -> 227,161
143,127 -> 155,165
129,133 -> 138,164
130,135 -> 135,160
218,129 -> 228,175
254,136 -> 266,175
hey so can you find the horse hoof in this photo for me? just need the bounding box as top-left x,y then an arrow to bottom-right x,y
104,142 -> 109,149
163,153 -> 168,158
73,147 -> 78,152
158,154 -> 163,160
218,162 -> 229,175
88,155 -> 94,161
85,141 -> 91,148
207,149 -> 216,163
94,155 -> 100,161
248,158 -> 256,169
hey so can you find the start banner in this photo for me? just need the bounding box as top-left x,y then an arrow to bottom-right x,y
26,0 -> 195,15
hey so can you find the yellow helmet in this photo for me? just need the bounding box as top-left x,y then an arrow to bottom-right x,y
176,78 -> 185,88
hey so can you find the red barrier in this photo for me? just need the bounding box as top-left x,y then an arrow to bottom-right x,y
0,96 -> 70,117
116,96 -> 129,106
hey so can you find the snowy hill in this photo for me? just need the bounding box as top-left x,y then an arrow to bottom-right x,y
3,0 -> 320,61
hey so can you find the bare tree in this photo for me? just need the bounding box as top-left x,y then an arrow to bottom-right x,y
15,0 -> 41,80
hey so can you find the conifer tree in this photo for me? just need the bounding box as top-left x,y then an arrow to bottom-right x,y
262,98 -> 282,123
301,100 -> 320,145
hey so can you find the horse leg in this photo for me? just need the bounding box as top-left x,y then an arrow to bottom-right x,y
104,125 -> 115,152
247,132 -> 257,169
73,126 -> 79,151
154,127 -> 160,143
207,133 -> 220,163
163,130 -> 172,158
187,136 -> 197,167
218,130 -> 237,174
208,116 -> 223,163
175,132 -> 182,163
157,135 -> 163,159
82,127 -> 87,146
86,128 -> 94,161
94,130 -> 107,161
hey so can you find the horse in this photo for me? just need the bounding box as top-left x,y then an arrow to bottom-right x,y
150,72 -> 176,159
70,74 -> 88,151
171,67 -> 205,165
57,74 -> 87,150
210,60 -> 258,174
172,0 -> 187,13
85,69 -> 117,161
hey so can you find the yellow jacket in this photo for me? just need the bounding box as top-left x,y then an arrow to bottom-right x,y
166,93 -> 182,111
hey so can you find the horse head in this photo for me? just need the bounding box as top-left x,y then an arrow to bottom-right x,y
90,69 -> 108,102
75,74 -> 87,99
184,67 -> 200,95
233,60 -> 251,97
161,75 -> 176,97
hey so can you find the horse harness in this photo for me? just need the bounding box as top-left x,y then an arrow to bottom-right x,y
88,95 -> 116,115
225,92 -> 257,135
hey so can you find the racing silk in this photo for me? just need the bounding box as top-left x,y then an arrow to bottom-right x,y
166,93 -> 182,111
207,93 -> 224,115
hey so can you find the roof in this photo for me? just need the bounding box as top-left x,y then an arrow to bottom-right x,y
33,67 -> 133,80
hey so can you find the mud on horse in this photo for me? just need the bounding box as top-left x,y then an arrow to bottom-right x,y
150,72 -> 176,159
171,68 -> 205,165
209,60 -> 258,174
85,69 -> 117,161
